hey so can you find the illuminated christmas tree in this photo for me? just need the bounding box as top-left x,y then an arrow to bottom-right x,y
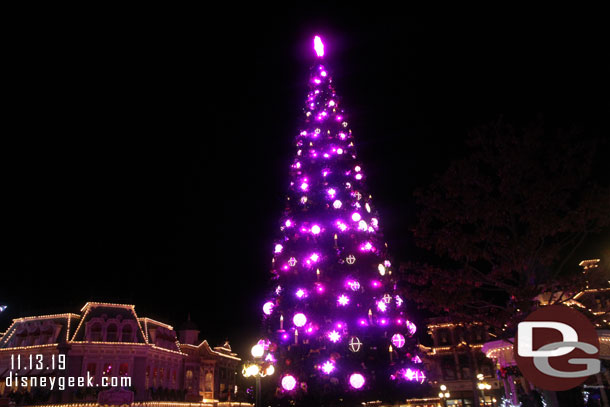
261,36 -> 423,405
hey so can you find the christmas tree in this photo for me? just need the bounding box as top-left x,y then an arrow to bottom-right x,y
260,36 -> 423,405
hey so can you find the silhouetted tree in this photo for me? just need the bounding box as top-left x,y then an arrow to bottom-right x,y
405,116 -> 610,335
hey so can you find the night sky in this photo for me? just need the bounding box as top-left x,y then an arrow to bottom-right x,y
4,12 -> 609,360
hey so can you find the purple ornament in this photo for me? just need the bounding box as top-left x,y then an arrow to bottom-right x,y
349,373 -> 365,389
281,374 -> 297,391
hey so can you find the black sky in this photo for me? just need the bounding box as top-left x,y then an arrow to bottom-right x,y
3,12 -> 609,360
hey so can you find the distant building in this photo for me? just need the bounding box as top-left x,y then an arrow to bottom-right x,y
418,318 -> 502,406
0,302 -> 241,405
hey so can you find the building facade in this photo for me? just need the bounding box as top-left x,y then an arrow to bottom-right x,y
0,302 -> 240,405
419,318 -> 503,407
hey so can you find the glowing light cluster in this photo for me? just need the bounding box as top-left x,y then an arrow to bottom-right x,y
321,360 -> 335,374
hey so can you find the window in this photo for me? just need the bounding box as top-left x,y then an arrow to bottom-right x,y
121,325 -> 133,342
438,329 -> 450,344
119,363 -> 129,376
102,363 -> 112,378
459,355 -> 471,379
40,330 -> 52,344
442,356 -> 456,380
186,370 -> 193,391
205,372 -> 213,392
87,363 -> 97,383
90,323 -> 103,341
106,324 -> 118,342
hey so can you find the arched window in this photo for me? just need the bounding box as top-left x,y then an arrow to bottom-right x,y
106,324 -> 118,342
40,329 -> 52,344
90,323 -> 103,341
121,325 -> 133,342
26,330 -> 39,346
186,370 -> 193,391
205,372 -> 213,392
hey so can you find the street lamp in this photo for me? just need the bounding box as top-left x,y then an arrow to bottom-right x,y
242,342 -> 274,407
438,384 -> 450,407
477,374 -> 492,406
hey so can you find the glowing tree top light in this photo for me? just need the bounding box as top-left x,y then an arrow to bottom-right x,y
262,35 -> 422,403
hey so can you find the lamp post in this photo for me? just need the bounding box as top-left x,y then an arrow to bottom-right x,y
438,384 -> 450,407
477,374 -> 492,406
242,342 -> 274,407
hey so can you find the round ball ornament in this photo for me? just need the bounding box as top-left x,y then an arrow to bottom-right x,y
346,254 -> 356,265
382,294 -> 392,304
348,336 -> 362,353
391,333 -> 406,348
281,374 -> 297,391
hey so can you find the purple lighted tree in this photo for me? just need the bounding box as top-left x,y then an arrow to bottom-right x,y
260,36 -> 423,404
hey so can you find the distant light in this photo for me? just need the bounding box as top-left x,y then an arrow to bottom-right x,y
251,344 -> 264,358
265,365 -> 275,376
313,36 -> 324,57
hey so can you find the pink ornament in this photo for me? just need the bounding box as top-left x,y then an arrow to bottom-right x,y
391,333 -> 405,348
263,301 -> 274,315
293,313 -> 307,327
281,375 -> 297,391
349,373 -> 365,389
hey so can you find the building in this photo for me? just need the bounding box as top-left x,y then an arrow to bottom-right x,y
418,318 -> 503,407
0,302 -> 241,405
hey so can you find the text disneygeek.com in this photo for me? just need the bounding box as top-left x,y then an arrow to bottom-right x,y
5,372 -> 132,391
